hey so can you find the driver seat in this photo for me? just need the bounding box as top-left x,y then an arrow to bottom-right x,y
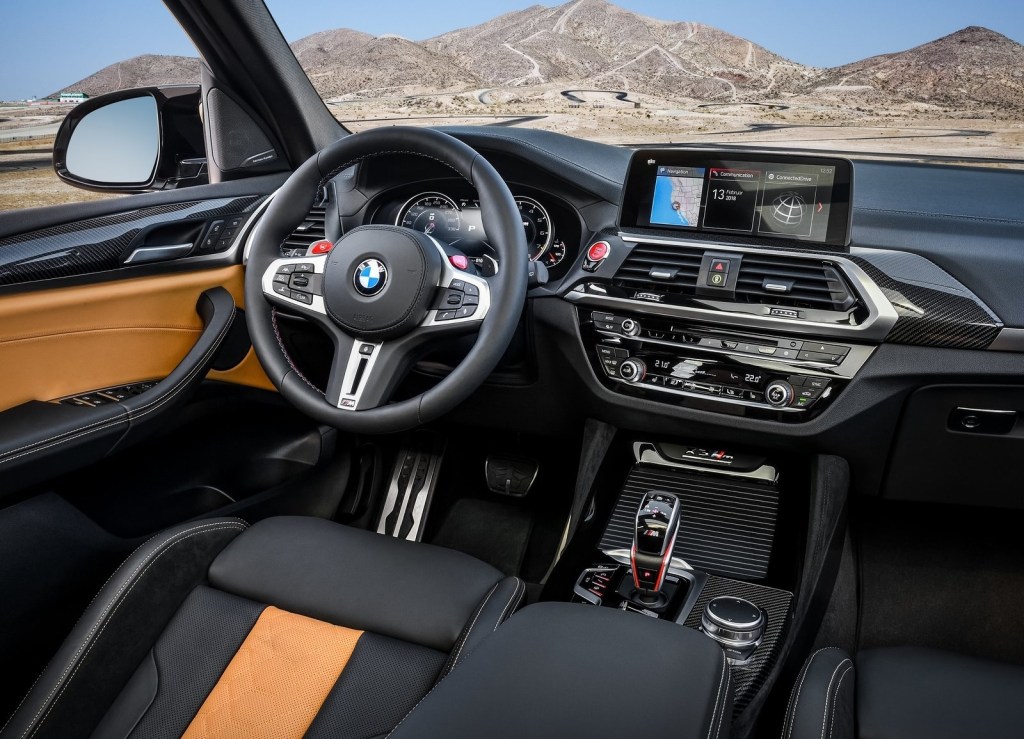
1,516 -> 524,739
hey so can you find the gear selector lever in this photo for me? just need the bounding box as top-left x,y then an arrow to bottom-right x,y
630,491 -> 681,606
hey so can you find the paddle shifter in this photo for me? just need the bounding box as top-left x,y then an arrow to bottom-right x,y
631,491 -> 682,606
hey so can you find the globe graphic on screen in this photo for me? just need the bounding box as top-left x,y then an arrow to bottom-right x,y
770,192 -> 806,227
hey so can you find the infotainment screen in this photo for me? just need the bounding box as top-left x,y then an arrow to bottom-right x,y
620,150 -> 854,247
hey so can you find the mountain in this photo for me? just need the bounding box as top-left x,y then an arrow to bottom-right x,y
296,34 -> 480,98
425,0 -> 806,100
51,55 -> 200,97
811,27 -> 1024,109
48,3 -> 1024,113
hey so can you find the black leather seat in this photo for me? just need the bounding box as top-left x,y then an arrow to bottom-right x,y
0,517 -> 524,739
3,515 -> 736,739
782,646 -> 1024,739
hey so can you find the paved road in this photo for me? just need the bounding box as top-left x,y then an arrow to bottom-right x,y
560,89 -> 635,104
0,155 -> 51,173
0,123 -> 60,142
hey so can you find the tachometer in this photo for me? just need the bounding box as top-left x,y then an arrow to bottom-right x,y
397,193 -> 461,241
543,239 -> 567,268
517,196 -> 553,262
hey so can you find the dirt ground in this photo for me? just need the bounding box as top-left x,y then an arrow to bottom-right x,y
2,93 -> 1023,213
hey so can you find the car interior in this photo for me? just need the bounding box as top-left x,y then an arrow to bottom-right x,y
2,1 -> 1024,738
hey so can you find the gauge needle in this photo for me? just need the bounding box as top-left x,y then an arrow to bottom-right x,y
424,222 -> 435,234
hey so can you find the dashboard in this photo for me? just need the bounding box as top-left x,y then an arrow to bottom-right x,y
3,124 -> 1020,506
297,128 -> 1023,505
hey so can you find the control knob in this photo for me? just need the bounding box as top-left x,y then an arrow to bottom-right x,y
620,318 -> 641,337
618,358 -> 647,383
764,380 -> 794,408
701,596 -> 766,651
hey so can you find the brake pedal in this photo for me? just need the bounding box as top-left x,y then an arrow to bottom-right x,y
485,455 -> 539,497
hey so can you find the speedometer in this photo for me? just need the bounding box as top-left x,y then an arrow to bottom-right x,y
517,196 -> 554,262
397,193 -> 461,241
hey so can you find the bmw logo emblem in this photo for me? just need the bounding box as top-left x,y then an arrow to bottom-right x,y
353,258 -> 387,296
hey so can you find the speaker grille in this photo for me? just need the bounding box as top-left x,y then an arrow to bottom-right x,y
207,88 -> 276,171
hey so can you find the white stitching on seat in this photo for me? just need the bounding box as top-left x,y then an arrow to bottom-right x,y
448,583 -> 499,669
706,650 -> 728,739
826,665 -> 854,739
16,521 -> 245,739
784,647 -> 835,739
816,659 -> 853,739
718,660 -> 732,739
491,579 -> 525,632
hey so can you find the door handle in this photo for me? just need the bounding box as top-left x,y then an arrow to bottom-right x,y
123,243 -> 195,264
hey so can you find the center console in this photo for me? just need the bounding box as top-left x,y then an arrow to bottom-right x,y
566,147 -> 897,423
570,440 -> 794,718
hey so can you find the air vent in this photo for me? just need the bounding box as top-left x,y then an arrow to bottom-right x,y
735,254 -> 857,312
281,205 -> 327,256
613,243 -> 703,295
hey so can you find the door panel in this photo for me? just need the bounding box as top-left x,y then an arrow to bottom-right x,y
0,265 -> 271,412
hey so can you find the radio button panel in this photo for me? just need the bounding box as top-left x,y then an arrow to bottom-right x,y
581,309 -> 873,420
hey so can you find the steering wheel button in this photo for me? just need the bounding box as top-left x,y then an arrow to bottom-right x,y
437,310 -> 457,321
455,306 -> 477,319
273,283 -> 290,297
463,283 -> 480,297
294,263 -> 314,273
273,273 -> 289,284
309,240 -> 334,255
446,294 -> 462,306
462,294 -> 479,306
291,290 -> 313,305
358,344 -> 375,356
449,255 -> 469,270
277,264 -> 295,274
449,279 -> 466,292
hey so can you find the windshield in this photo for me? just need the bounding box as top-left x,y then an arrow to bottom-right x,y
2,0 -> 1023,211
264,0 -> 1024,168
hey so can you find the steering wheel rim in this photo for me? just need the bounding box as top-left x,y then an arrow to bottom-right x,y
244,127 -> 529,434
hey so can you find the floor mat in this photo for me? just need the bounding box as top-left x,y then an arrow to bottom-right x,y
857,499 -> 1024,665
431,497 -> 535,577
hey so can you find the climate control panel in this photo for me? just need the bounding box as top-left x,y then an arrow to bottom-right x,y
581,310 -> 874,419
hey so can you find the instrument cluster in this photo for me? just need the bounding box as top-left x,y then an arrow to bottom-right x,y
371,182 -> 581,277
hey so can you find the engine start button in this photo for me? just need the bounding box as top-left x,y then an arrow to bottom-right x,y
588,241 -> 610,261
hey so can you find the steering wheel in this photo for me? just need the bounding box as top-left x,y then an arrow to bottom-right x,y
244,127 -> 529,434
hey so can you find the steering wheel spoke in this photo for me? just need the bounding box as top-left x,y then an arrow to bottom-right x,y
260,254 -> 331,322
324,333 -> 415,411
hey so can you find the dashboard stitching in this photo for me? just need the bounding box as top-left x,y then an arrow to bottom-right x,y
857,207 -> 1024,226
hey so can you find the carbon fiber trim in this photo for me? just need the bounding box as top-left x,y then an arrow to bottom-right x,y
682,576 -> 792,717
0,196 -> 264,286
849,250 -> 1002,349
599,464 -> 780,580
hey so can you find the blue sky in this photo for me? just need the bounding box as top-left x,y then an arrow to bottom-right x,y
2,0 -> 1023,100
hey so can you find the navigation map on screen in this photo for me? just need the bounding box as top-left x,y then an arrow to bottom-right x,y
650,166 -> 705,228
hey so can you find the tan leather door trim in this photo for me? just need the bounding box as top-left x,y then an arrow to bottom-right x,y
0,266 -> 273,412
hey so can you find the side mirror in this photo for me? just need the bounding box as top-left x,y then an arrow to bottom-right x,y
53,86 -> 207,193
